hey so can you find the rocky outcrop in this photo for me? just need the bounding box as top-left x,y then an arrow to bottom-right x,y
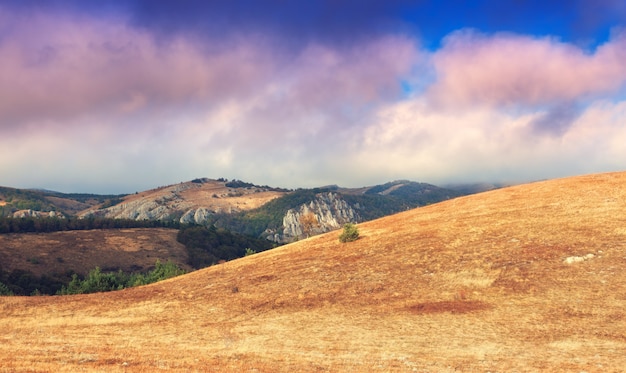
75,178 -> 459,243
266,192 -> 359,243
81,198 -> 175,221
12,210 -> 65,219
78,181 -> 247,224
180,207 -> 214,225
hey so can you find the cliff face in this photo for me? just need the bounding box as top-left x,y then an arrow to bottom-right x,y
265,192 -> 359,243
82,198 -> 175,221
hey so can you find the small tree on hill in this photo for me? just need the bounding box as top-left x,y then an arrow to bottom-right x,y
339,223 -> 359,243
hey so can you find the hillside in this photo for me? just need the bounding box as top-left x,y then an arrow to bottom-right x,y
0,186 -> 125,217
75,178 -> 464,242
76,178 -> 288,221
0,228 -> 190,278
2,171 -> 625,371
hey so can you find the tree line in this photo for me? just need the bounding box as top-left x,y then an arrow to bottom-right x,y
177,224 -> 275,268
0,220 -> 279,296
0,260 -> 185,296
0,216 -> 180,234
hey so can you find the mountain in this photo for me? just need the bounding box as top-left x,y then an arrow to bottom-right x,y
1,171 -> 625,371
77,178 -> 288,222
444,181 -> 511,195
0,186 -> 125,217
71,178 -> 462,242
1,178 -> 491,243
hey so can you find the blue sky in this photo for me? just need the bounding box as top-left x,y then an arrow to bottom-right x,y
1,0 -> 626,193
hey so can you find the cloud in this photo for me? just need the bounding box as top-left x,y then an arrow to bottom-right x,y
427,30 -> 626,109
0,7 -> 278,130
0,5 -> 419,191
529,102 -> 583,136
1,4 -> 626,193
122,0 -> 419,46
352,97 -> 626,185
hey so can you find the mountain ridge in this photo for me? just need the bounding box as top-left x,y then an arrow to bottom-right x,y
2,178 -> 481,242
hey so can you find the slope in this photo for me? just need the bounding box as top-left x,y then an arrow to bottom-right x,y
0,186 -> 125,217
1,171 -> 626,372
0,228 -> 190,278
77,178 -> 287,221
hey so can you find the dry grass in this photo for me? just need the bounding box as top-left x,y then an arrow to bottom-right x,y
2,171 -> 626,371
83,180 -> 286,217
0,228 -> 190,276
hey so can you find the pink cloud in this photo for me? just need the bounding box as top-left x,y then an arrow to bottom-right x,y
286,36 -> 419,110
427,30 -> 626,108
0,8 -> 277,130
0,6 -> 419,141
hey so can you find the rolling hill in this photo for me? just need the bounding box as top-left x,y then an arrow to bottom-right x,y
1,171 -> 625,371
0,228 -> 190,278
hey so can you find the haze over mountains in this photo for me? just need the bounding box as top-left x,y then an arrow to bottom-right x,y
1,171 -> 625,371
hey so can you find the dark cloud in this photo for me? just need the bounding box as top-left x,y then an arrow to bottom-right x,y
1,0 -> 625,193
3,0 -> 625,49
530,103 -> 582,136
120,0 -> 626,49
121,0 -> 420,48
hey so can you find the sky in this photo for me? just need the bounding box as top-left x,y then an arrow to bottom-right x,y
1,0 -> 626,194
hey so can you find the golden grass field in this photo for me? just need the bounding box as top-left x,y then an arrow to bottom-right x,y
1,171 -> 626,372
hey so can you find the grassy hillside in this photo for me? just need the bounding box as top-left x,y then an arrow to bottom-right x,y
0,228 -> 190,277
1,171 -> 626,371
0,187 -> 58,216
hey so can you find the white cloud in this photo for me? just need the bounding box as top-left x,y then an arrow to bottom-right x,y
1,6 -> 626,192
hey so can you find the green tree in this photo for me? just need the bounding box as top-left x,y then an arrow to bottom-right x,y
0,282 -> 13,296
339,223 -> 359,243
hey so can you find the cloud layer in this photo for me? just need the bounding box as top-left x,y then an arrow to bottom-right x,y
1,5 -> 625,193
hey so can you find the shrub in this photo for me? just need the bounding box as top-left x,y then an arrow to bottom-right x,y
57,261 -> 186,295
339,223 -> 359,243
0,282 -> 13,296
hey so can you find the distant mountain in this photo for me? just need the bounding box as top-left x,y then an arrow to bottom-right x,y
2,178 -> 467,242
443,182 -> 509,195
0,186 -> 126,218
75,178 -> 463,242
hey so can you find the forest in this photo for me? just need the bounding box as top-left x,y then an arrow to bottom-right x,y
0,217 -> 277,296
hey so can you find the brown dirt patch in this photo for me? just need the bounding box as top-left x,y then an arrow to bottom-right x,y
407,300 -> 491,314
